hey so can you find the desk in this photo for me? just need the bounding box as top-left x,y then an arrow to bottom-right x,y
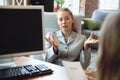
13,56 -> 69,80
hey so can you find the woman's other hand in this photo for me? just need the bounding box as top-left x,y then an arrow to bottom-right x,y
84,32 -> 98,50
85,71 -> 96,80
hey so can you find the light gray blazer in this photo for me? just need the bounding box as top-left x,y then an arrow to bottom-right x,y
45,30 -> 91,69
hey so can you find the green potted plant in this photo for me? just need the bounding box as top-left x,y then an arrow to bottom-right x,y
54,0 -> 65,8
54,0 -> 65,12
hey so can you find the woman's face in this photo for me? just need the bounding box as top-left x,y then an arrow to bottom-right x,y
57,11 -> 74,33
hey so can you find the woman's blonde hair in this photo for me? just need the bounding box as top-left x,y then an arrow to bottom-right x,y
97,12 -> 120,80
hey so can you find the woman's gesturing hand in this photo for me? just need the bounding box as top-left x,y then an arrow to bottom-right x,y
45,34 -> 58,53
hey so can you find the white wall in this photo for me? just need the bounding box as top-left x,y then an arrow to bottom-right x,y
0,0 -> 4,5
62,0 -> 80,15
99,0 -> 119,10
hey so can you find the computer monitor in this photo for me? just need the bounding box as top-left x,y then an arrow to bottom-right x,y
0,6 -> 45,59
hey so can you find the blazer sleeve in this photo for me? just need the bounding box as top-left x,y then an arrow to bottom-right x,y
44,32 -> 58,63
80,48 -> 91,69
79,35 -> 91,69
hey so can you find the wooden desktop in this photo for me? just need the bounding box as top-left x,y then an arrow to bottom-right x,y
13,56 -> 69,80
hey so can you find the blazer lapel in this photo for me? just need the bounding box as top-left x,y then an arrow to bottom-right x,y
67,31 -> 76,44
55,31 -> 77,45
55,30 -> 66,44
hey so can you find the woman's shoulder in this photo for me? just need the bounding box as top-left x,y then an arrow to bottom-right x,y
72,31 -> 86,40
73,31 -> 85,36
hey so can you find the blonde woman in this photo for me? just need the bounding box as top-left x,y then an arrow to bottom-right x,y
45,8 -> 97,69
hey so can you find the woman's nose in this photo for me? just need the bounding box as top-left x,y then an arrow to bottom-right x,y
62,19 -> 66,23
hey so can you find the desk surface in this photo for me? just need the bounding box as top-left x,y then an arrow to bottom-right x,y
13,56 -> 69,80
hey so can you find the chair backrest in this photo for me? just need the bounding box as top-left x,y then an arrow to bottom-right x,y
91,9 -> 112,28
44,12 -> 82,35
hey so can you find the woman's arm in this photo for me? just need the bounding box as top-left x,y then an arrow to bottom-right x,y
79,35 -> 91,69
44,32 -> 58,63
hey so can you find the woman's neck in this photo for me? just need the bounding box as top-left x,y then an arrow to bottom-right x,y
62,30 -> 72,39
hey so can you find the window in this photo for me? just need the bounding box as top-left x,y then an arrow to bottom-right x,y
99,0 -> 119,10
0,0 -> 10,5
62,0 -> 80,14
0,0 -> 4,5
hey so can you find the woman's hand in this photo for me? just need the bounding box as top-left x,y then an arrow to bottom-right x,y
45,34 -> 58,53
84,32 -> 98,50
85,71 -> 96,80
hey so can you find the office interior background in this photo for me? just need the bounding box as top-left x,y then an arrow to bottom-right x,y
0,0 -> 120,17
0,0 -> 120,72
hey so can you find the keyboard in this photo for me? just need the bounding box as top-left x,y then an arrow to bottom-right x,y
0,64 -> 53,80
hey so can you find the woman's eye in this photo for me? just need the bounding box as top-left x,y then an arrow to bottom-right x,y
66,17 -> 70,20
59,18 -> 63,21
